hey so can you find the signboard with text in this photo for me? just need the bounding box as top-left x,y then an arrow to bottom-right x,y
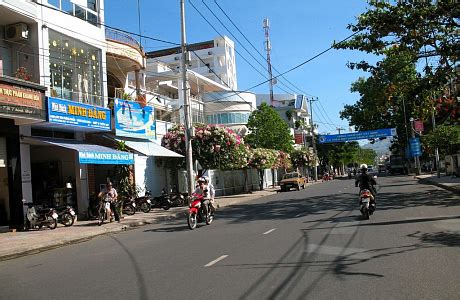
0,81 -> 45,120
47,97 -> 111,131
318,128 -> 397,144
114,98 -> 156,139
78,150 -> 134,165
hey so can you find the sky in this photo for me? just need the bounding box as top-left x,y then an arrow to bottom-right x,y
105,0 -> 379,135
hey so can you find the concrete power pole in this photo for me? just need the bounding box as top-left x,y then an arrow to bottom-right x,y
180,0 -> 194,197
309,97 -> 319,181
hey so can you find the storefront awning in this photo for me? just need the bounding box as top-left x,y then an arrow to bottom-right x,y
118,139 -> 183,158
23,136 -> 134,165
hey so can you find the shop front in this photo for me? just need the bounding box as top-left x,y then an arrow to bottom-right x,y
24,96 -> 134,218
0,77 -> 46,228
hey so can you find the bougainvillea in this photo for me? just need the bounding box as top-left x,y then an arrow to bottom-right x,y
161,123 -> 242,170
273,151 -> 292,171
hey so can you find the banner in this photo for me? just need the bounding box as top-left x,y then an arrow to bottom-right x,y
114,98 -> 156,139
318,128 -> 397,143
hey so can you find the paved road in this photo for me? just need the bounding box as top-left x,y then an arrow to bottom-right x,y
1,175 -> 459,299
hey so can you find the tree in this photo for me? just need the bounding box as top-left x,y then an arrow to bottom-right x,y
245,103 -> 294,153
336,1 -> 459,147
422,125 -> 460,158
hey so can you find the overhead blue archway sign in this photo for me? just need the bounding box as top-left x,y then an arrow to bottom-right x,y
318,128 -> 397,144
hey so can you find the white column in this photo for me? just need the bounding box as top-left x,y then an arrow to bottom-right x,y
19,126 -> 33,204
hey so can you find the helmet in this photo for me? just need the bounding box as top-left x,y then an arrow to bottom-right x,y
197,177 -> 206,183
202,176 -> 209,183
360,164 -> 368,171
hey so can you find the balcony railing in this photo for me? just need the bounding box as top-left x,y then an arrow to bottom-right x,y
105,28 -> 142,53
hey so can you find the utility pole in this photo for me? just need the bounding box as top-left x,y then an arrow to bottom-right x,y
263,18 -> 274,106
180,0 -> 194,198
308,97 -> 318,181
432,108 -> 440,178
336,127 -> 346,134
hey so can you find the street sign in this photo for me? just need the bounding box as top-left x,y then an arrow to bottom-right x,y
318,128 -> 397,143
414,120 -> 424,133
409,137 -> 422,157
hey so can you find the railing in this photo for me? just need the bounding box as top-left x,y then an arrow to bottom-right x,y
105,28 -> 142,52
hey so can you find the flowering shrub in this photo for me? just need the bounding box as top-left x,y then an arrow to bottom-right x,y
161,123 -> 242,170
248,148 -> 278,170
273,151 -> 292,170
14,67 -> 31,81
290,149 -> 311,169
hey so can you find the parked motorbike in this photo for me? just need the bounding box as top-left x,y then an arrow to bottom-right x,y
149,190 -> 172,210
359,189 -> 375,219
23,201 -> 58,230
121,198 -> 136,216
134,194 -> 152,213
56,205 -> 77,227
187,193 -> 213,230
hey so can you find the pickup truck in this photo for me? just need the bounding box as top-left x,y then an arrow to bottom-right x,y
280,172 -> 306,191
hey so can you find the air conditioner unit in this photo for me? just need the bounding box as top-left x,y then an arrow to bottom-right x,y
5,23 -> 29,41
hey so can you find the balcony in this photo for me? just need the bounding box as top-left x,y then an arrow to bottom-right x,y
105,28 -> 145,72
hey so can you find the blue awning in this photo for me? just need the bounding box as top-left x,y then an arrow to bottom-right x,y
119,139 -> 183,158
24,137 -> 134,165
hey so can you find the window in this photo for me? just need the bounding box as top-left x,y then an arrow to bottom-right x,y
49,30 -> 103,106
49,1 -> 99,26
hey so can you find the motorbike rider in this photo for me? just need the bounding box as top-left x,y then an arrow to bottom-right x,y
355,164 -> 377,205
193,177 -> 211,217
203,176 -> 216,214
98,182 -> 120,222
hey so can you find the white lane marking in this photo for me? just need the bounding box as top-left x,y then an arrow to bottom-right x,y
263,228 -> 276,235
204,255 -> 228,267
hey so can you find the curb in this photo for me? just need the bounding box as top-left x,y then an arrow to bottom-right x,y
418,177 -> 460,195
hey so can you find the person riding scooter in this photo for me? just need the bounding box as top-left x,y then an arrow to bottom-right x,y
194,177 -> 211,217
355,164 -> 377,204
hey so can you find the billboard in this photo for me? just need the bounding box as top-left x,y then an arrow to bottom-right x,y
114,98 -> 156,139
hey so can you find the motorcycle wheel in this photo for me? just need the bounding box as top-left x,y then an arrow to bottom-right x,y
140,202 -> 151,213
163,203 -> 171,210
362,208 -> 370,220
48,217 -> 57,230
62,213 -> 75,227
187,213 -> 197,230
97,207 -> 105,226
124,205 -> 135,216
205,210 -> 213,225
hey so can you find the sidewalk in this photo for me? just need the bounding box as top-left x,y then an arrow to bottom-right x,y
416,174 -> 460,194
0,186 -> 281,261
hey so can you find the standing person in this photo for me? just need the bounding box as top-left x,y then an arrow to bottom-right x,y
203,176 -> 216,214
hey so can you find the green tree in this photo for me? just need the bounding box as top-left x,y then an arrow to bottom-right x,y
336,1 -> 459,143
422,125 -> 460,157
245,103 -> 294,153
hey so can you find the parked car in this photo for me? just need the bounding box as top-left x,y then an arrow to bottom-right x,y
378,165 -> 386,173
280,172 -> 306,192
367,165 -> 374,173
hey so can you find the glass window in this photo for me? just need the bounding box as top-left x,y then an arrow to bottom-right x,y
207,115 -> 212,124
49,30 -> 103,106
221,113 -> 229,124
229,113 -> 235,124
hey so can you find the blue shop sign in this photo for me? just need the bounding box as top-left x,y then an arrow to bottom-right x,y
409,137 -> 422,157
79,150 -> 134,165
114,98 -> 156,139
319,128 -> 397,143
47,97 -> 111,130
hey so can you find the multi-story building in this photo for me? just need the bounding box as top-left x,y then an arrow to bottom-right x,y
146,36 -> 237,91
256,93 -> 312,148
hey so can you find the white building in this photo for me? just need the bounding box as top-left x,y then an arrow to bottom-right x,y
256,93 -> 312,148
146,36 -> 237,91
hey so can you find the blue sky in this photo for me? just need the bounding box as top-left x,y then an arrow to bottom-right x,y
105,0 -> 378,134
